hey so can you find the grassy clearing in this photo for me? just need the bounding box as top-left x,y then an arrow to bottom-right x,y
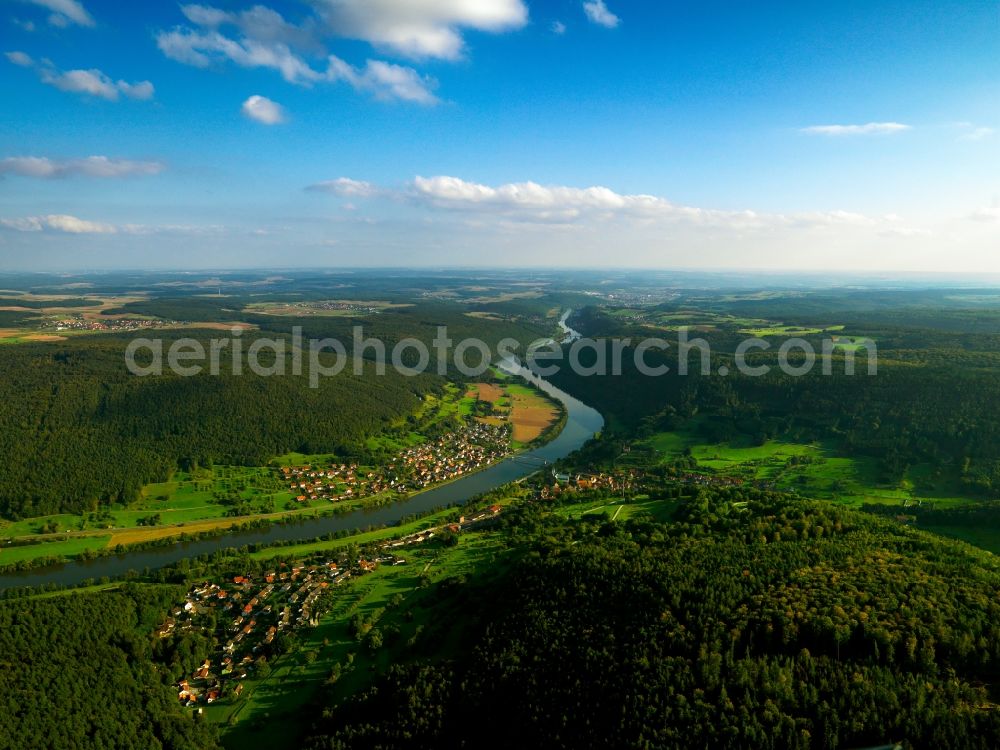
0,535 -> 111,564
831,336 -> 876,352
737,325 -> 826,336
0,465 -> 297,541
632,428 -> 973,509
552,496 -> 680,524
24,582 -> 125,599
244,300 -> 412,317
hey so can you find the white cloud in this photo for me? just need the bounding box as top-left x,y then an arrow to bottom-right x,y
312,0 -> 528,60
801,122 -> 912,136
970,207 -> 1000,222
42,67 -> 119,98
307,177 -> 379,197
22,0 -> 94,28
959,125 -> 995,142
409,174 -> 762,224
583,0 -> 619,28
157,28 -> 323,84
241,94 -> 286,124
13,18 -> 37,32
327,55 -> 438,103
5,52 -> 154,100
314,174 -> 881,231
0,215 -> 231,236
551,20 -> 566,35
180,4 -> 324,53
158,26 -> 437,102
5,50 -> 34,66
410,175 -> 699,222
1,214 -> 116,233
158,2 -> 524,102
40,66 -> 154,100
116,79 -> 155,100
0,156 -> 164,178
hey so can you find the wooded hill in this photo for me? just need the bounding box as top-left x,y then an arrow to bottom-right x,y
302,488 -> 1000,749
0,305 -> 547,520
552,309 -> 1000,495
0,584 -> 218,750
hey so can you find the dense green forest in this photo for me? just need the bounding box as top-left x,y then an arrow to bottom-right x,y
0,585 -> 218,750
0,303 -> 548,519
0,336 -> 438,518
302,489 -> 1000,749
553,307 -> 1000,494
0,297 -> 101,309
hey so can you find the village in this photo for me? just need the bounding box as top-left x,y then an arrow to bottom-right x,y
538,469 -> 636,499
44,315 -> 178,332
281,422 -> 511,504
153,459 -> 739,713
158,504 -> 505,708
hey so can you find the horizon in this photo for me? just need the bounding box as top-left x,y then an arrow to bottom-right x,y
11,266 -> 1000,285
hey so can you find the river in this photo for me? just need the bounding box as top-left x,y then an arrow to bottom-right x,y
0,314 -> 602,590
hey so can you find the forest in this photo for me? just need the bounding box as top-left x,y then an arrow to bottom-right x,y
552,305 -> 1000,494
300,488 -> 1000,749
0,335 -> 438,518
0,584 -> 218,750
0,302 -> 546,519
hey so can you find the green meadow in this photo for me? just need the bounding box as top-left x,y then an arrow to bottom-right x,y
0,535 -> 111,565
553,496 -> 680,524
0,465 -> 296,540
632,427 -> 972,509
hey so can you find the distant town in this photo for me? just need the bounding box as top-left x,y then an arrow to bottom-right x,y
45,315 -> 178,332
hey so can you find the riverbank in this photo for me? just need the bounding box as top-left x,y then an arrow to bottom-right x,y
0,350 -> 603,590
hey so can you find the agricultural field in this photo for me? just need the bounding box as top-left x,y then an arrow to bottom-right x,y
0,291 -> 255,343
466,377 -> 561,446
243,300 -> 411,316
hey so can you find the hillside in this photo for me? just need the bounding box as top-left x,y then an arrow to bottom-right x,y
302,489 -> 1000,749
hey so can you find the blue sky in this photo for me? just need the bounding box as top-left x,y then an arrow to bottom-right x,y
1,0 -> 998,271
